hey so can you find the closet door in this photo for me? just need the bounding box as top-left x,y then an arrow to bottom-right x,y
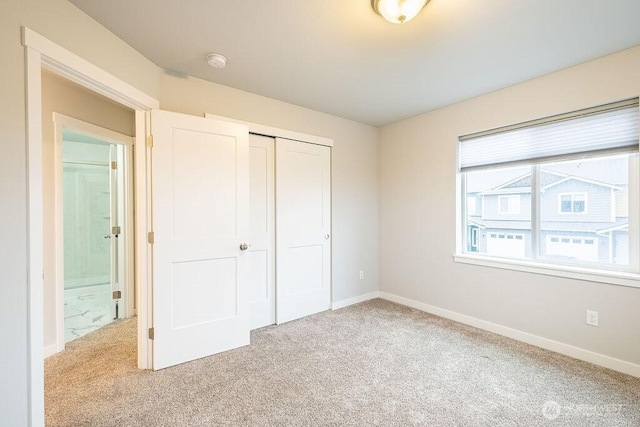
276,138 -> 331,324
248,134 -> 275,330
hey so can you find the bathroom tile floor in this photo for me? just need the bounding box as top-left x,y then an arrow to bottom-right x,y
64,284 -> 113,343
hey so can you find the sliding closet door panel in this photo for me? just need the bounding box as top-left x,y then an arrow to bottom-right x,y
248,134 -> 275,330
276,138 -> 331,324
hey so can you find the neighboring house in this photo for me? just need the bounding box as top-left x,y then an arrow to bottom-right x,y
467,169 -> 629,265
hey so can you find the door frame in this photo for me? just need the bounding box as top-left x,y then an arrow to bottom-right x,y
23,27 -> 158,425
52,113 -> 134,354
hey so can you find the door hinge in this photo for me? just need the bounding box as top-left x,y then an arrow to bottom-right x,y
148,231 -> 155,244
146,135 -> 154,148
112,290 -> 122,299
112,225 -> 121,235
111,161 -> 117,170
148,327 -> 155,340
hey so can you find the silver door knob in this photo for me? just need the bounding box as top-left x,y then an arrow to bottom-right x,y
239,243 -> 250,251
104,235 -> 111,239
325,234 -> 330,240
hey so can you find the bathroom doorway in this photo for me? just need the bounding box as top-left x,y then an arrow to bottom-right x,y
53,114 -> 135,348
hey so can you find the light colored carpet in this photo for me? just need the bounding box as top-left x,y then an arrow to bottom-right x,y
45,299 -> 640,426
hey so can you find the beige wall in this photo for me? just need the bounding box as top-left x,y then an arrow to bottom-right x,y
160,73 -> 380,303
379,45 -> 640,366
1,0 -> 159,423
41,71 -> 134,352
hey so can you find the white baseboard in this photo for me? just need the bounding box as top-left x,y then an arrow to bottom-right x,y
331,291 -> 380,310
378,292 -> 640,378
43,343 -> 59,359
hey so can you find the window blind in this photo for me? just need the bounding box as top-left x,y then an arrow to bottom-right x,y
459,99 -> 639,172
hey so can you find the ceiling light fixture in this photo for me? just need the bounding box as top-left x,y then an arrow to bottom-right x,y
371,0 -> 430,24
206,53 -> 227,69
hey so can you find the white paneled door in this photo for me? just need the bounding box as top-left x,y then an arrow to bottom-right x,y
248,135 -> 276,330
151,110 -> 250,370
276,138 -> 331,324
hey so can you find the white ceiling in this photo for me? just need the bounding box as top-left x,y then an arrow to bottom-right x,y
69,0 -> 640,127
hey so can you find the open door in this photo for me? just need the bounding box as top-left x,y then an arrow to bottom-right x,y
108,143 -> 130,320
108,144 -> 120,319
151,110 -> 250,370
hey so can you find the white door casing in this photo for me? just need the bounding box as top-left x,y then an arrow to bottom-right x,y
24,27 -> 159,424
275,138 -> 331,324
151,110 -> 250,370
248,134 -> 276,330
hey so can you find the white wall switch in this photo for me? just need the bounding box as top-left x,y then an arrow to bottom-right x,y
359,270 -> 364,280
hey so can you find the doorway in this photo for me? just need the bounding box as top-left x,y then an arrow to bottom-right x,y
56,120 -> 134,344
24,27 -> 158,424
50,109 -> 135,356
63,138 -> 115,341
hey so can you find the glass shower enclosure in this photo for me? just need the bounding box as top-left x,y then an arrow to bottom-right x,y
62,133 -> 120,342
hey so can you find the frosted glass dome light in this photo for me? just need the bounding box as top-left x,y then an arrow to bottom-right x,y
371,0 -> 429,24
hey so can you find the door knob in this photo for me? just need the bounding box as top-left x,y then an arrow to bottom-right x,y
239,243 -> 250,251
104,235 -> 111,239
325,234 -> 330,240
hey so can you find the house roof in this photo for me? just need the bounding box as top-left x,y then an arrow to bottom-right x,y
479,169 -> 622,195
468,217 -> 629,233
596,222 -> 629,235
467,156 -> 629,194
541,176 -> 621,192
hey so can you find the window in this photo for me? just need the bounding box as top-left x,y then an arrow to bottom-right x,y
458,99 -> 639,274
467,196 -> 478,215
498,195 -> 520,214
559,193 -> 587,213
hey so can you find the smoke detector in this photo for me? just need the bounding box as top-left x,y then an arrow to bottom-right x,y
206,53 -> 227,69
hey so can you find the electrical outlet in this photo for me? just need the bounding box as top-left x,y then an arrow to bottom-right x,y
586,310 -> 599,327
359,270 -> 365,280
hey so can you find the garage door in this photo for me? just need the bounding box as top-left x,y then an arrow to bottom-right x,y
487,232 -> 526,258
546,236 -> 598,262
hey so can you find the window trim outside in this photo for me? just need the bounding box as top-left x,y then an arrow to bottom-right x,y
498,195 -> 521,214
558,192 -> 588,214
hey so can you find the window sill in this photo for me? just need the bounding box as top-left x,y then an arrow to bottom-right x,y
453,254 -> 640,289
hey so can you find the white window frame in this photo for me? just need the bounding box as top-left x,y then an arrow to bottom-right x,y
455,100 -> 640,288
558,192 -> 588,214
498,195 -> 521,214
